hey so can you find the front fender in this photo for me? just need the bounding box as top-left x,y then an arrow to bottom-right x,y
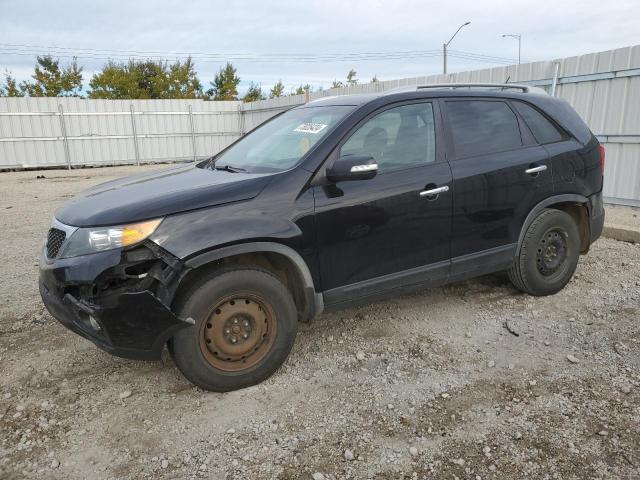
147,175 -> 321,319
151,213 -> 302,258
178,241 -> 324,321
185,241 -> 312,283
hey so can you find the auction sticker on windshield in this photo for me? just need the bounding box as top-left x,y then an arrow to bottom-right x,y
293,123 -> 327,134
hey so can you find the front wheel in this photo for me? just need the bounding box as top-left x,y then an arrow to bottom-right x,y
508,208 -> 581,296
170,267 -> 298,392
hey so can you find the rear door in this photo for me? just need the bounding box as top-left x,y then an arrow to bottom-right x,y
441,98 -> 553,275
510,100 -> 598,196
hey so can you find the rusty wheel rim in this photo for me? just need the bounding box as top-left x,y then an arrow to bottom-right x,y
199,293 -> 277,372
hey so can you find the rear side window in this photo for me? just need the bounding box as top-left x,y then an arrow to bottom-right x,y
512,101 -> 565,144
446,100 -> 522,158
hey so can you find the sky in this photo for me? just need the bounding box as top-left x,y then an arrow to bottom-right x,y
0,0 -> 637,96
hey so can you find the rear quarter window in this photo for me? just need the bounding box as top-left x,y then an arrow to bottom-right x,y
445,100 -> 522,158
512,101 -> 565,144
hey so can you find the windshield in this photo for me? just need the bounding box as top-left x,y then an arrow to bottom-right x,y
209,105 -> 354,173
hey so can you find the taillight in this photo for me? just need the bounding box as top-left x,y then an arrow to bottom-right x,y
599,144 -> 605,176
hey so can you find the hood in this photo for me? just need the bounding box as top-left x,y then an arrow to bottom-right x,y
55,163 -> 273,227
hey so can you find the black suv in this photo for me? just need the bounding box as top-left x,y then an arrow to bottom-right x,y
39,83 -> 605,391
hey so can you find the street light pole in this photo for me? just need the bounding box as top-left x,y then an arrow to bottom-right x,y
443,21 -> 471,75
502,34 -> 521,64
443,42 -> 447,75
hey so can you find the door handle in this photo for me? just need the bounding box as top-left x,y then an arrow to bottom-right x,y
525,165 -> 547,174
419,185 -> 449,197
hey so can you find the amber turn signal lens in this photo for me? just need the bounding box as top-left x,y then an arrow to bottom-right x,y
121,219 -> 163,247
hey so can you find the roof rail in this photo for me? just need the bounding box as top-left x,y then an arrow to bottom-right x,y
410,82 -> 547,95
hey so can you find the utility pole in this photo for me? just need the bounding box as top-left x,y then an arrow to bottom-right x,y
502,34 -> 522,64
443,21 -> 471,75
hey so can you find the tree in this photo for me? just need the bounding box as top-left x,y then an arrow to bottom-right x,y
20,55 -> 83,97
88,61 -> 135,99
371,75 -> 379,83
269,80 -> 285,98
294,84 -> 311,95
134,61 -> 167,97
243,82 -> 265,103
166,57 -> 202,98
346,69 -> 358,86
207,62 -> 240,100
89,57 -> 202,99
0,71 -> 24,97
89,60 -> 164,99
331,79 -> 343,89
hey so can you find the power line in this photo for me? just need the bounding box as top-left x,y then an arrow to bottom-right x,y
0,43 -> 519,65
0,49 -> 444,63
0,44 -> 443,61
0,42 -> 443,58
449,50 -> 522,63
448,53 -> 517,65
0,50 -> 517,66
0,51 -> 445,63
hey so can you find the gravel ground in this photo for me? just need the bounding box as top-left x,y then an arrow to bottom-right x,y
0,166 -> 639,480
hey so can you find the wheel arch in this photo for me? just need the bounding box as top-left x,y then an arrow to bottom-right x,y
175,242 -> 323,322
517,194 -> 591,255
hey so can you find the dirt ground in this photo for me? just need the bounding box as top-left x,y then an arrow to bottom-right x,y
0,165 -> 638,480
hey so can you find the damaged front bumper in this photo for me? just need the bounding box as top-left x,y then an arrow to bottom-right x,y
39,242 -> 190,360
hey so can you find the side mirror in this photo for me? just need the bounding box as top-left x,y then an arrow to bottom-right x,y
326,155 -> 378,182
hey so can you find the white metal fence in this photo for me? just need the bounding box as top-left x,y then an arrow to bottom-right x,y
0,98 -> 241,168
0,45 -> 638,205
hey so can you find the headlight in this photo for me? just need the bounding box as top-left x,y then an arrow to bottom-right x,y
59,218 -> 163,258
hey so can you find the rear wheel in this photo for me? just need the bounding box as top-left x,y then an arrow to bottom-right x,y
170,267 -> 298,392
508,208 -> 580,296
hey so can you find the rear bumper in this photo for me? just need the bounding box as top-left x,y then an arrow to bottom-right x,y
39,247 -> 188,360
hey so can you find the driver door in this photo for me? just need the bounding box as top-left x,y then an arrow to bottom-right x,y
313,101 -> 453,306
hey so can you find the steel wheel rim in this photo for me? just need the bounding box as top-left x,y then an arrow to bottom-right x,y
199,293 -> 277,372
536,227 -> 568,277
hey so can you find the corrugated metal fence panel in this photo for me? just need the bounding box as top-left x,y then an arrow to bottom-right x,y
191,100 -> 242,161
0,98 -> 243,168
603,143 -> 640,204
0,97 -> 65,167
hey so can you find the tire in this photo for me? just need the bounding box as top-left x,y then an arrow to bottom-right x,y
170,267 -> 298,392
508,208 -> 580,296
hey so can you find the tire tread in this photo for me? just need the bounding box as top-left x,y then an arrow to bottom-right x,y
169,265 -> 298,392
508,208 -> 579,296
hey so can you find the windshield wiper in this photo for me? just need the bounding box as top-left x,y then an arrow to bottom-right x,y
214,164 -> 248,173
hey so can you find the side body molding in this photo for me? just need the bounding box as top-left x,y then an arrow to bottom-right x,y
184,242 -> 324,321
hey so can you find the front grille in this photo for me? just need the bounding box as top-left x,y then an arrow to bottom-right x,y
46,228 -> 66,258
